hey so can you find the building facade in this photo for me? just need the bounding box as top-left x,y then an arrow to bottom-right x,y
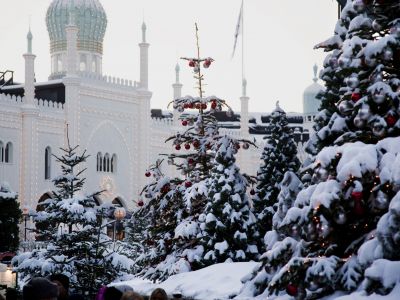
0,0 -> 323,214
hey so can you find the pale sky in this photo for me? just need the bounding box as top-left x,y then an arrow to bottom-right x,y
0,0 -> 338,114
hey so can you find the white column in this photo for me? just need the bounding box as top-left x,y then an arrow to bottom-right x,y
139,22 -> 149,90
172,63 -> 183,125
64,19 -> 81,146
21,29 -> 39,210
240,78 -> 249,137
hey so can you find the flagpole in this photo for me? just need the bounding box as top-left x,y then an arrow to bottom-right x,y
241,0 -> 244,86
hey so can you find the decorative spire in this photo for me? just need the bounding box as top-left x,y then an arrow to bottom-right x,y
142,21 -> 147,43
68,0 -> 76,26
27,27 -> 33,54
313,64 -> 318,83
242,78 -> 247,97
175,63 -> 180,83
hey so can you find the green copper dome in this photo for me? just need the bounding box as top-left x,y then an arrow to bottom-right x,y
46,0 -> 107,54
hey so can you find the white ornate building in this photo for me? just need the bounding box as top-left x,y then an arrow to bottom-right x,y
0,0 -> 323,214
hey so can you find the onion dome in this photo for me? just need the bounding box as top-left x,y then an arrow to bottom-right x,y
46,0 -> 107,55
303,64 -> 324,115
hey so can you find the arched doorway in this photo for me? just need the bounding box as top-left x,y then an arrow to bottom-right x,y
34,193 -> 53,241
109,197 -> 127,241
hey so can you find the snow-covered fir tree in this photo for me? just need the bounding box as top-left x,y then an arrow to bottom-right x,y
252,102 -> 300,249
199,136 -> 258,266
13,136 -> 133,297
127,24 -> 255,280
0,183 -> 21,253
240,0 -> 400,298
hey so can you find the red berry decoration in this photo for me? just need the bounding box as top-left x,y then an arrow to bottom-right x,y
193,140 -> 200,148
182,120 -> 188,126
145,171 -> 151,177
286,284 -> 298,296
188,103 -> 194,109
175,144 -> 181,150
236,143 -> 241,150
188,158 -> 194,165
185,144 -> 191,150
184,103 -> 189,109
386,115 -> 397,127
351,92 -> 361,102
137,200 -> 144,207
206,143 -> 211,150
188,60 -> 195,67
201,103 -> 207,109
250,189 -> 256,195
185,181 -> 192,188
195,104 -> 201,109
211,101 -> 217,109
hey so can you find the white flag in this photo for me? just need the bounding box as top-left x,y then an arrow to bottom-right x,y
232,0 -> 243,58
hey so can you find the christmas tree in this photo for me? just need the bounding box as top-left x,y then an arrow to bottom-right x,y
240,0 -> 400,298
13,133 -> 133,296
252,102 -> 300,249
198,136 -> 258,266
0,183 -> 21,253
128,24 -> 254,280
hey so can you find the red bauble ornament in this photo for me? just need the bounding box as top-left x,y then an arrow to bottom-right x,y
286,284 -> 298,296
250,189 -> 256,196
185,181 -> 192,188
145,171 -> 151,177
182,120 -> 188,126
189,60 -> 196,67
201,103 -> 207,109
351,191 -> 363,201
175,144 -> 181,150
185,144 -> 191,150
236,143 -> 241,150
184,103 -> 189,109
188,103 -> 194,109
386,115 -> 397,127
351,191 -> 364,215
193,140 -> 200,148
137,200 -> 144,207
161,185 -> 170,194
188,158 -> 194,165
211,101 -> 217,109
351,92 -> 362,102
195,104 -> 201,109
203,59 -> 212,68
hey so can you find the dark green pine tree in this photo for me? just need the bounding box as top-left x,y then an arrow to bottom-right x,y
252,102 -> 300,247
13,135 -> 132,297
199,136 -> 258,266
0,183 -> 21,253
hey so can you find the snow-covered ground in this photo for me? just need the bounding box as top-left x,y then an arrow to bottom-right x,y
113,262 -> 258,299
113,262 -> 400,300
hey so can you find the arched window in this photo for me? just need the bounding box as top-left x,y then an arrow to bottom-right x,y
45,147 -> 51,180
111,154 -> 117,173
92,57 -> 97,73
97,152 -> 102,172
104,153 -> 110,172
0,141 -> 4,162
57,55 -> 62,73
5,142 -> 13,163
80,54 -> 87,72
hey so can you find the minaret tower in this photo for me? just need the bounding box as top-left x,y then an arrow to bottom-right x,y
240,78 -> 249,137
21,27 -> 39,211
139,22 -> 150,90
172,63 -> 183,124
63,12 -> 81,146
